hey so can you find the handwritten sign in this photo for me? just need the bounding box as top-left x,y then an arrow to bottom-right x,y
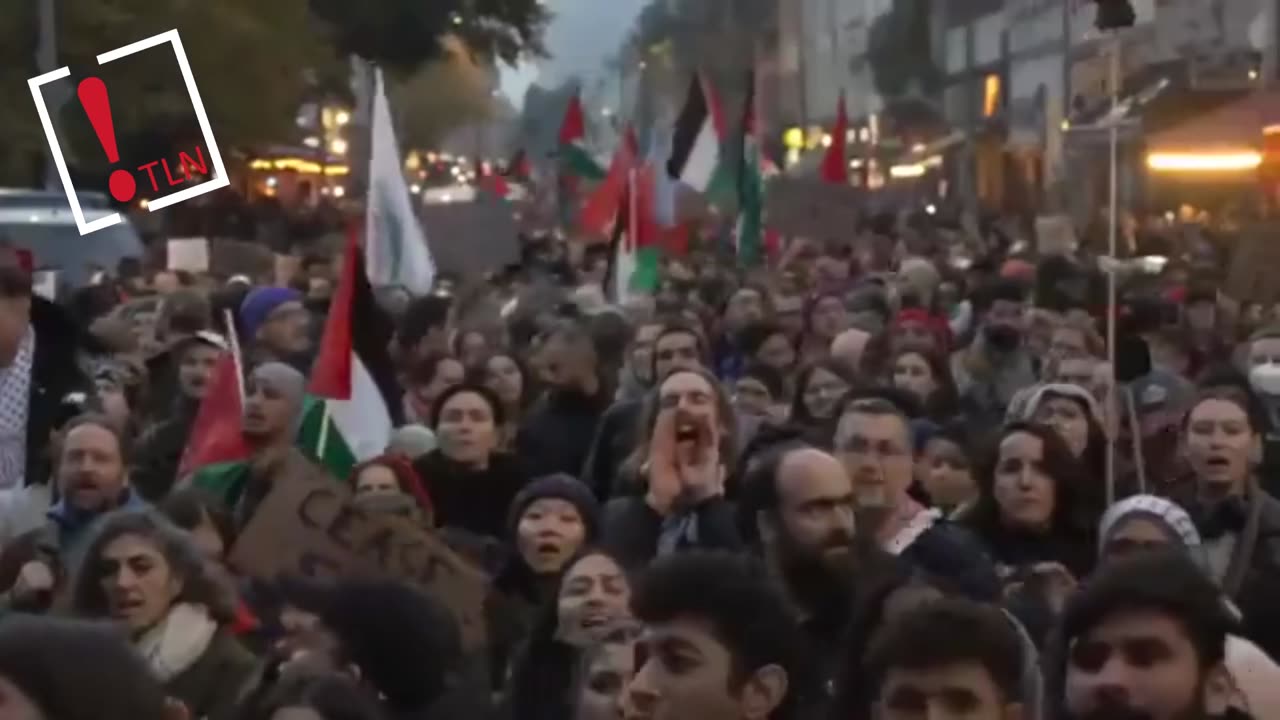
229,474 -> 489,650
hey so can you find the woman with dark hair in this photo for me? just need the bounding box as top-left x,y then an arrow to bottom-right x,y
790,359 -> 857,446
737,321 -> 798,382
887,347 -> 960,422
413,383 -> 528,540
963,422 -> 1095,581
504,548 -> 633,720
0,616 -> 184,720
471,351 -> 533,451
1016,382 -> 1111,522
961,422 -> 1095,647
490,475 -> 602,686
401,353 -> 465,426
452,328 -> 491,368
70,509 -> 257,720
799,292 -> 850,365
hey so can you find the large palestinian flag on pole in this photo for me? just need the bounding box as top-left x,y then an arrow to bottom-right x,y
579,126 -> 639,237
298,225 -> 403,478
364,66 -> 435,295
668,73 -> 734,205
735,70 -> 764,266
558,93 -> 605,182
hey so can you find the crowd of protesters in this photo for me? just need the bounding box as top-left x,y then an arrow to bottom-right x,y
0,213 -> 1274,720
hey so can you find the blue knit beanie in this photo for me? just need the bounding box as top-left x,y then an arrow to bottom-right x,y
507,474 -> 601,542
239,286 -> 302,340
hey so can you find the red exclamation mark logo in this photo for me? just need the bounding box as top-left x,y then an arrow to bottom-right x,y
77,77 -> 136,203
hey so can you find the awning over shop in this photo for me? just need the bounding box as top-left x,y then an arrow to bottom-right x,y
1147,91 -> 1280,152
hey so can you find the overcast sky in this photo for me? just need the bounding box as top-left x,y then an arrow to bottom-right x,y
500,0 -> 646,101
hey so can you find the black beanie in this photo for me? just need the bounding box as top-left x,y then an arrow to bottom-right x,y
507,473 -> 601,542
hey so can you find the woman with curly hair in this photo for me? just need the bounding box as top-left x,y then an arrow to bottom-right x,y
70,509 -> 257,720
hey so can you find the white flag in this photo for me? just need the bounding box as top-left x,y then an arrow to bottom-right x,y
365,67 -> 435,295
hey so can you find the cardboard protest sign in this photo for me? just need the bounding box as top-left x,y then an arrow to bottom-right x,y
166,238 -> 210,272
420,198 -> 520,276
1035,215 -> 1078,257
208,239 -> 274,279
229,473 -> 489,650
764,178 -> 861,241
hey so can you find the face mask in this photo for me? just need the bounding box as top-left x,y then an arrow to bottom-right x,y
1250,364 -> 1280,396
984,324 -> 1022,352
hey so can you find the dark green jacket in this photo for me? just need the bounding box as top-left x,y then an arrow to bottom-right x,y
166,629 -> 258,720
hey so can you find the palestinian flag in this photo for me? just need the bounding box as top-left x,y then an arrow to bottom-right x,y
506,148 -> 531,181
482,148 -> 531,201
579,127 -> 639,237
182,350 -> 257,506
606,135 -> 674,303
558,94 -> 605,181
298,225 -> 403,479
734,71 -> 764,266
820,90 -> 850,185
179,351 -> 249,481
668,74 -> 731,200
480,166 -> 514,201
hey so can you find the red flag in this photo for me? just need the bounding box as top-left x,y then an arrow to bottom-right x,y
177,353 -> 249,478
506,148 -> 531,180
309,223 -> 360,399
558,94 -> 587,145
579,128 -> 639,237
820,91 -> 849,185
480,165 -> 512,200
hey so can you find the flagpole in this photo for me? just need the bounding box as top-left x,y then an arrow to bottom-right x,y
628,167 -> 638,253
626,166 -> 638,300
1105,31 -> 1120,507
222,309 -> 245,404
316,402 -> 332,460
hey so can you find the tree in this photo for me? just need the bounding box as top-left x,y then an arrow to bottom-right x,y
390,47 -> 497,151
0,0 -> 344,186
308,0 -> 549,74
867,0 -> 941,99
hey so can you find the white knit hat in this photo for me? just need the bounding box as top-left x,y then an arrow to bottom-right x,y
1098,494 -> 1202,553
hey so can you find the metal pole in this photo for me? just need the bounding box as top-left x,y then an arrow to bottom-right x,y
36,0 -> 63,190
1105,33 -> 1120,506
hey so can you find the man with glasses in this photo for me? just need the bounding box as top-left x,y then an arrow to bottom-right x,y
834,393 -> 999,598
239,286 -> 314,371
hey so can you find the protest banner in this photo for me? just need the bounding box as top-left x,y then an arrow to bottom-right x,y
764,178 -> 861,241
420,198 -> 520,276
229,473 -> 489,650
